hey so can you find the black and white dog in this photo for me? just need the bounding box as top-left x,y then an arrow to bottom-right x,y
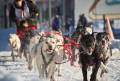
95,32 -> 111,77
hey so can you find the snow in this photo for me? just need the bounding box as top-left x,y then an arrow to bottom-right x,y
0,28 -> 120,81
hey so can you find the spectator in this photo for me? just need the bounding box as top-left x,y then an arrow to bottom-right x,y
77,14 -> 88,31
52,15 -> 61,31
66,17 -> 74,35
79,14 -> 88,27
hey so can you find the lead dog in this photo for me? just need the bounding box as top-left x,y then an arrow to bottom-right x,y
28,32 -> 64,81
79,34 -> 96,81
79,32 -> 111,81
95,32 -> 111,78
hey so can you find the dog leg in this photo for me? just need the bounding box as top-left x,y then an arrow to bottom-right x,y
18,50 -> 22,59
47,62 -> 56,81
11,49 -> 15,61
100,62 -> 108,77
100,62 -> 108,73
82,65 -> 88,81
50,76 -> 55,81
57,64 -> 62,77
28,55 -> 33,71
16,49 -> 21,59
90,63 -> 100,81
23,50 -> 29,62
18,47 -> 23,59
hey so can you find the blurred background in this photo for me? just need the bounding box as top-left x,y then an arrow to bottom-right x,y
0,0 -> 120,39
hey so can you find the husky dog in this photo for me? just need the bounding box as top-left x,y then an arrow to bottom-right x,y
8,33 -> 21,61
28,32 -> 64,81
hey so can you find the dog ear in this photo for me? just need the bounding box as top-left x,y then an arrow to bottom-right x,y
92,32 -> 98,40
9,33 -> 13,38
105,33 -> 110,41
9,33 -> 12,36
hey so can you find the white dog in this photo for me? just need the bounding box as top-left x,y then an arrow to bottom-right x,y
8,33 -> 21,61
28,31 -> 64,81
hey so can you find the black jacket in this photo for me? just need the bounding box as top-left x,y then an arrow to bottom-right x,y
9,0 -> 39,22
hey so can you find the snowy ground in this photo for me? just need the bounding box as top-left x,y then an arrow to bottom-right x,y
0,28 -> 120,81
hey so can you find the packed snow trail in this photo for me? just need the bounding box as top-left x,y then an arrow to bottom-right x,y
0,52 -> 40,81
0,49 -> 120,81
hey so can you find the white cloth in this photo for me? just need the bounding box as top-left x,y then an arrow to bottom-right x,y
14,2 -> 30,21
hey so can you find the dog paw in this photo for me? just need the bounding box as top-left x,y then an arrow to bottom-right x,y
103,67 -> 108,73
58,74 -> 62,77
28,66 -> 33,71
96,79 -> 99,81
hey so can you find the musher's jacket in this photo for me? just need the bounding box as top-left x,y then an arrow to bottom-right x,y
9,0 -> 39,40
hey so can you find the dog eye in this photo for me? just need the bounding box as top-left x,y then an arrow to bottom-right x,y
52,41 -> 55,44
46,41 -> 48,44
37,37 -> 40,39
57,40 -> 60,42
105,37 -> 109,40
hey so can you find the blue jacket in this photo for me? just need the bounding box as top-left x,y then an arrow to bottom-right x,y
52,17 -> 60,31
